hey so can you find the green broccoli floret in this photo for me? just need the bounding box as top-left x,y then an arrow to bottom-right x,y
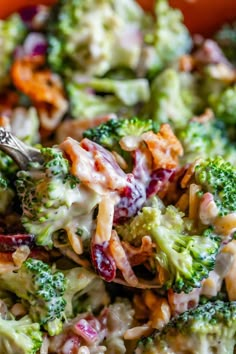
0,14 -> 26,90
195,157 -> 236,217
209,85 -> 236,124
47,0 -> 150,76
63,267 -> 96,318
67,83 -> 125,119
215,22 -> 236,64
16,147 -> 100,247
117,205 -> 220,293
136,301 -> 236,354
178,120 -> 236,165
147,69 -> 192,130
0,175 -> 14,214
0,151 -> 18,214
0,258 -> 66,336
0,315 -> 42,354
144,0 -> 192,75
71,77 -> 150,106
83,116 -> 153,151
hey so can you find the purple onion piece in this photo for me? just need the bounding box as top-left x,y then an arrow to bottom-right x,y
23,33 -> 47,57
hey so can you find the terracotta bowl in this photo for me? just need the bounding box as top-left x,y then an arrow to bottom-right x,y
0,0 -> 236,35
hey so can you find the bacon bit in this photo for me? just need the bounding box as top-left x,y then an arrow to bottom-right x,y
94,196 -> 115,244
121,236 -> 154,267
56,114 -> 114,143
191,108 -> 214,124
168,288 -> 200,316
142,124 -> 183,170
179,54 -> 195,72
60,137 -> 127,194
11,56 -> 68,130
109,230 -> 138,287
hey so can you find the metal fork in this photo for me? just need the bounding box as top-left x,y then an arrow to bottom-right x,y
0,127 -> 44,170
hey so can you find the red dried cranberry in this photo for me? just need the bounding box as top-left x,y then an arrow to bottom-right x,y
91,242 -> 116,282
0,234 -> 34,252
146,168 -> 174,198
114,175 -> 146,223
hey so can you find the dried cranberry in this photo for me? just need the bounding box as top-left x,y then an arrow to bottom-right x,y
91,242 -> 116,282
146,168 -> 174,198
0,234 -> 34,252
114,175 -> 146,223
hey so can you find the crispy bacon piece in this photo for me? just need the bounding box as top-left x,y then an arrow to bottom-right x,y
60,137 -> 127,194
11,56 -> 68,130
121,236 -> 154,267
142,124 -> 183,170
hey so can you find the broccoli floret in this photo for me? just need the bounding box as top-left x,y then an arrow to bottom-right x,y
71,77 -> 150,106
47,0 -> 150,76
178,120 -> 236,165
63,267 -> 96,318
209,85 -> 236,124
0,14 -> 26,90
117,205 -> 220,293
83,116 -> 153,151
0,175 -> 14,214
147,69 -> 192,130
215,22 -> 236,64
195,157 -> 236,217
0,152 -> 18,214
0,258 -> 66,336
0,315 -> 42,354
67,82 -> 128,119
144,0 -> 192,75
136,301 -> 236,354
16,147 -> 100,247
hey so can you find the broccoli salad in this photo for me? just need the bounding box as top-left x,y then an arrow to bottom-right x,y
0,0 -> 236,353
